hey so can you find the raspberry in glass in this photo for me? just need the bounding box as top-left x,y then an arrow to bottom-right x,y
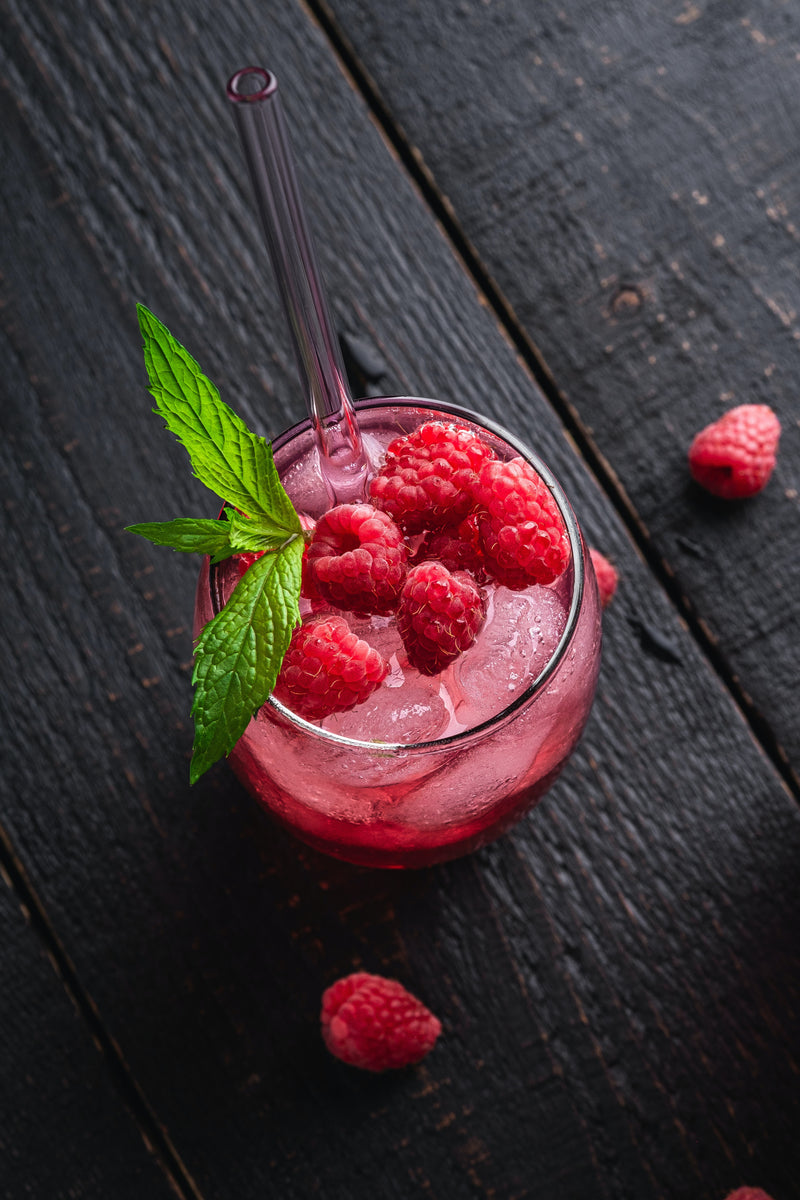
473,457 -> 570,588
723,1190 -> 775,1200
398,560 -> 486,675
688,404 -> 780,499
369,420 -> 495,533
321,972 -> 441,1071
304,503 -> 408,614
412,513 -> 489,583
273,615 -> 387,720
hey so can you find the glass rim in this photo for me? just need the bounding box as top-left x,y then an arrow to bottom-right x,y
210,396 -> 585,754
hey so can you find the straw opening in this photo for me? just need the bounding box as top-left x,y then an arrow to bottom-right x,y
227,67 -> 277,104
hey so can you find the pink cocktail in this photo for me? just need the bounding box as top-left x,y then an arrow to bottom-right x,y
194,398 -> 601,868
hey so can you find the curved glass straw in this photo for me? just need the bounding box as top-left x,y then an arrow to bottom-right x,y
227,67 -> 367,500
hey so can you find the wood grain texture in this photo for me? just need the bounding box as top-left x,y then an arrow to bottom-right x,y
1,1 -> 799,1198
0,873 -> 177,1199
320,0 -> 800,779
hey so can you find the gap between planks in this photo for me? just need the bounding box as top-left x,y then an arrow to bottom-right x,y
0,822 -> 207,1200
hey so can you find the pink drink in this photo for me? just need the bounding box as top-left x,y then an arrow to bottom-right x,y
194,399 -> 601,868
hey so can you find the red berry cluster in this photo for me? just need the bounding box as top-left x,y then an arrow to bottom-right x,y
321,972 -> 441,1071
577,405 -> 783,619
268,420 -> 570,719
689,404 -> 780,499
722,1189 -> 775,1200
398,561 -> 485,676
369,420 -> 496,533
273,615 -> 388,720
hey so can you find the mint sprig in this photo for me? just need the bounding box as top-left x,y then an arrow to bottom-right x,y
127,305 -> 304,782
136,304 -> 301,534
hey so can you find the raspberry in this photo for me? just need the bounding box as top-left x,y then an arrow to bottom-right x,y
321,972 -> 441,1072
273,615 -> 387,720
688,404 -> 780,498
304,503 -> 408,615
723,1190 -> 775,1200
369,420 -> 495,533
589,548 -> 618,609
398,561 -> 486,675
412,514 -> 489,584
473,457 -> 570,588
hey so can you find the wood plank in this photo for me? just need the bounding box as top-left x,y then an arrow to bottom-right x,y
0,870 -> 179,1199
319,0 -> 800,780
1,1 -> 798,1198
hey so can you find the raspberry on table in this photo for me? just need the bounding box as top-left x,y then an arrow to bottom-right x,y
273,615 -> 387,720
369,420 -> 496,534
321,972 -> 441,1072
589,548 -> 618,609
723,1189 -> 775,1200
398,560 -> 486,675
472,457 -> 570,588
688,403 -> 780,499
304,503 -> 408,615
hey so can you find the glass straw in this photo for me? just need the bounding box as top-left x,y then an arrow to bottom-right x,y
227,67 -> 367,499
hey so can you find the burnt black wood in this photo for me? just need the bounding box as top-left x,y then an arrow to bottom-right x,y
0,874 -> 178,1199
320,0 -> 800,783
1,1 -> 799,1199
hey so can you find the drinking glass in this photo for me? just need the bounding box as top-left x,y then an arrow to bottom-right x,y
194,398 -> 601,868
194,67 -> 602,866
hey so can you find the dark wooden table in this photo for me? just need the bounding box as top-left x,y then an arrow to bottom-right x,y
2,1 -> 799,1197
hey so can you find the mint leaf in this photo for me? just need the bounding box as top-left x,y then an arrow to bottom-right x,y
126,511 -> 286,559
136,304 -> 300,534
126,518 -> 237,558
227,509 -> 300,555
132,305 -> 309,782
189,535 -> 304,784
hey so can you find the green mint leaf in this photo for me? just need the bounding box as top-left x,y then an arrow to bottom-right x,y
189,535 -> 304,784
126,518 -> 237,558
136,304 -> 301,534
133,304 -> 309,782
227,509 -> 301,555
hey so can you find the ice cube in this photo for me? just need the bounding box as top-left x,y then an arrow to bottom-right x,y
451,584 -> 568,729
342,613 -> 404,667
323,663 -> 450,745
